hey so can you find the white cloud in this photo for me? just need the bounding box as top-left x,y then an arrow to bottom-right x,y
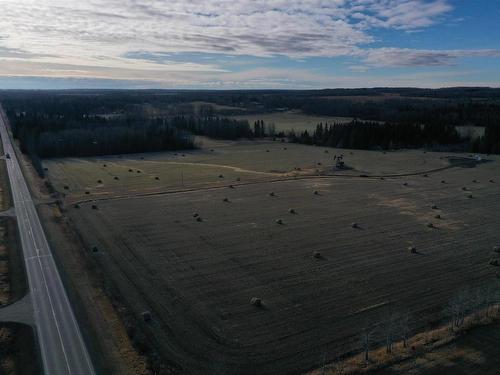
362,48 -> 500,67
0,0 -> 497,87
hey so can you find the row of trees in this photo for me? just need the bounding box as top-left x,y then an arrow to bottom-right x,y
355,283 -> 500,367
290,121 -> 463,150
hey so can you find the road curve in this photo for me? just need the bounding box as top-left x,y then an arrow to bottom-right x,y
0,105 -> 96,375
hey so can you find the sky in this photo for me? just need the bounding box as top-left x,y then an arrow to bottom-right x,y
0,0 -> 499,89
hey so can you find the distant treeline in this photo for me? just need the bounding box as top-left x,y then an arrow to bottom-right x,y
6,108 -> 269,176
290,121 -> 462,150
168,116 -> 253,139
290,120 -> 500,154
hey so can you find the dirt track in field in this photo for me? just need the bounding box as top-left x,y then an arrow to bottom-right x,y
49,143 -> 500,375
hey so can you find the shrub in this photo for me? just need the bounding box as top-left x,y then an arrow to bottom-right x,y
97,179 -> 102,183
92,204 -> 98,210
289,208 -> 296,214
409,246 -> 417,254
269,192 -> 275,197
312,251 -> 322,259
351,222 -> 358,229
275,219 -> 283,224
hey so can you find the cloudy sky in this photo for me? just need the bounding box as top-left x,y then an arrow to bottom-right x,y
1,0 -> 499,89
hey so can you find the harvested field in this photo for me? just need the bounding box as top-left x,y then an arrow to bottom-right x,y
47,140 -> 500,374
44,140 -> 451,202
230,111 -> 352,132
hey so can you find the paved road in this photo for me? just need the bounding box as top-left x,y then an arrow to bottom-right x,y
0,105 -> 96,375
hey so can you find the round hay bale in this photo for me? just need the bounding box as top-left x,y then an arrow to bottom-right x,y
313,190 -> 319,195
289,208 -> 296,214
351,222 -> 358,229
129,169 -> 133,172
275,218 -> 283,225
103,164 -> 107,167
114,176 -> 119,180
137,170 -> 141,173
250,297 -> 262,307
441,180 -> 446,184
269,192 -> 275,197
219,174 -> 224,178
312,251 -> 321,259
493,246 -> 500,253
409,246 -> 417,254
427,222 -> 434,228
196,216 -> 203,222
97,179 -> 102,184
155,177 -> 159,180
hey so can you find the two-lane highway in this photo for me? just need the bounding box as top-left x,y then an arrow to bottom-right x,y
0,104 -> 96,375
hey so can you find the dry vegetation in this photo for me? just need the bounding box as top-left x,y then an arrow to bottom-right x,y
41,137 -> 500,374
230,111 -> 352,132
